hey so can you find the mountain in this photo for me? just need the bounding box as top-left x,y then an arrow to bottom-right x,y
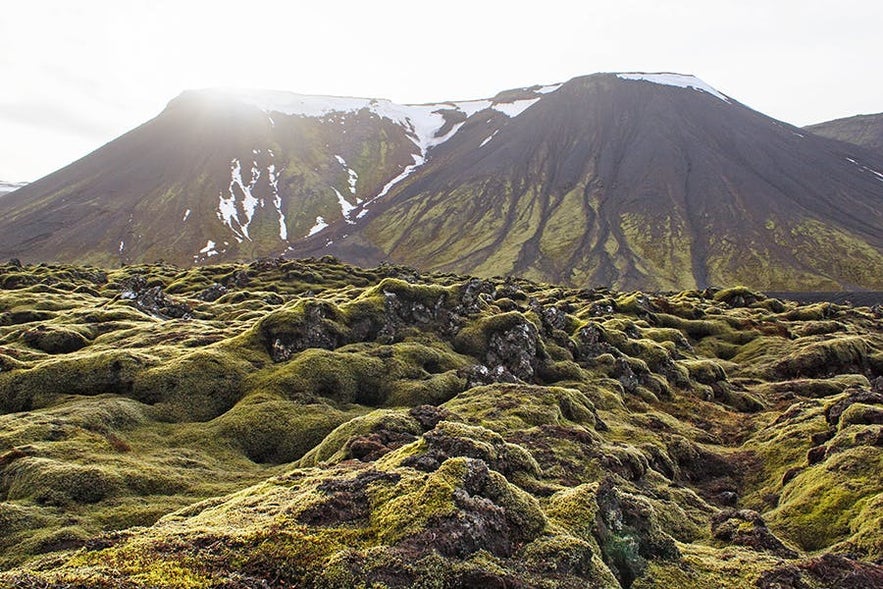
1,259 -> 882,587
1,73 -> 882,290
806,112 -> 883,155
0,181 -> 27,196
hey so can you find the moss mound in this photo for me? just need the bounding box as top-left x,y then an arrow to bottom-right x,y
0,259 -> 881,586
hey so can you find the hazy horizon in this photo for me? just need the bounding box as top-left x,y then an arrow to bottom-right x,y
1,0 -> 881,182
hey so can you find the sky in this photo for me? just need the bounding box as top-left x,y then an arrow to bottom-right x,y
1,0 -> 881,182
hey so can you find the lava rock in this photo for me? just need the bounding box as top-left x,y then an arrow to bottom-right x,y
196,283 -> 228,302
826,389 -> 883,426
757,554 -> 883,589
486,321 -> 540,381
711,509 -> 798,558
594,479 -> 680,588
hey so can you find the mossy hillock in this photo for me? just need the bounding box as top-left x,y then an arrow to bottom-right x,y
0,258 -> 882,587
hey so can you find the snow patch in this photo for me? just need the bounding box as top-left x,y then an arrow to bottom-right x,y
218,153 -> 289,242
536,83 -> 563,94
0,181 -> 28,194
451,99 -> 493,117
267,163 -> 287,240
118,241 -> 124,253
335,155 -> 359,195
308,216 -> 328,236
333,187 -> 357,224
846,157 -> 883,182
492,97 -> 541,118
217,158 -> 261,240
182,209 -> 191,222
480,129 -> 500,147
373,159 -> 421,201
616,73 -> 730,103
193,240 -> 220,262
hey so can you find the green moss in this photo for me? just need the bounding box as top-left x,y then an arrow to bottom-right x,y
837,403 -> 883,429
545,483 -> 601,543
249,298 -> 348,357
0,349 -> 158,413
1,260 -> 882,584
370,457 -> 465,543
2,457 -> 123,505
751,375 -> 870,399
841,492 -> 883,560
452,311 -> 537,357
297,408 -> 420,466
209,393 -> 365,464
680,359 -> 729,385
769,446 -> 883,551
653,313 -> 733,339
773,336 -> 872,379
386,370 -> 467,407
251,348 -> 387,406
712,286 -> 764,305
20,326 -> 90,354
443,384 -> 597,433
133,348 -> 251,421
634,544 -> 781,589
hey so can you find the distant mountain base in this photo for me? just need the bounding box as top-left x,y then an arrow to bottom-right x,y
766,292 -> 883,306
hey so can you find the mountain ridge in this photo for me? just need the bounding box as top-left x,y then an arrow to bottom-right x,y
1,72 -> 881,291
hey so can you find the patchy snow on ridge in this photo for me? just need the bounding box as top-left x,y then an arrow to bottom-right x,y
450,99 -> 493,118
492,97 -> 541,118
335,155 -> 359,195
616,73 -> 730,103
535,83 -> 563,94
267,163 -> 287,240
846,157 -> 883,182
0,181 -> 28,194
217,159 -> 261,240
213,86 -> 554,220
333,187 -> 357,223
480,130 -> 500,148
193,240 -> 221,262
218,153 -> 290,242
308,216 -> 328,236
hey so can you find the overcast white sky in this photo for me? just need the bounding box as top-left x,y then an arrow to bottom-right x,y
1,0 -> 881,182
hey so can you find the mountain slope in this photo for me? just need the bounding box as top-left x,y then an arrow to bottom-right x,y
806,112 -> 883,155
302,74 -> 883,291
1,74 -> 882,290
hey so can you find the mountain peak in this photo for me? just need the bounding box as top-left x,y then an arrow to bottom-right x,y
612,72 -> 730,102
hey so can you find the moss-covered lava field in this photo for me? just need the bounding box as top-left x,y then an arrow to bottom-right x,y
1,257 -> 882,588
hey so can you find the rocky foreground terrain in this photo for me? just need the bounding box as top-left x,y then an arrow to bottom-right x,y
0,258 -> 882,588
